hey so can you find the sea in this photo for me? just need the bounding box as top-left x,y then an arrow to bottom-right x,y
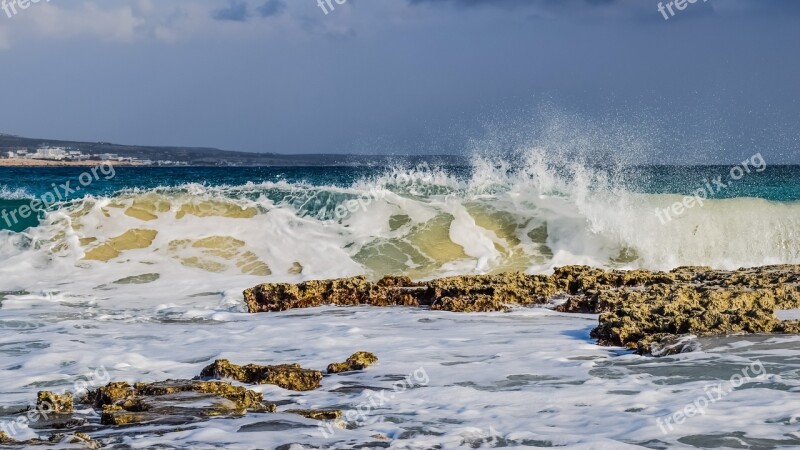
0,151 -> 798,449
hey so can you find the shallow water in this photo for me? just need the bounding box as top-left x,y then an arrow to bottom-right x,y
1,296 -> 798,449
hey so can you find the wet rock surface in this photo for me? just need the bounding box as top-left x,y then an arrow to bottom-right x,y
36,392 -> 73,414
0,432 -> 99,449
245,265 -> 800,354
285,409 -> 343,421
199,359 -> 323,391
327,352 -> 379,374
88,379 -> 275,426
244,272 -> 557,313
0,353 -> 377,448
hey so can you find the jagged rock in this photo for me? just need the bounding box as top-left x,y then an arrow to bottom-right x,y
36,391 -> 74,413
243,276 -> 424,312
431,295 -> 510,312
244,265 -> 800,355
199,359 -> 323,391
286,409 -> 343,421
244,271 -> 557,313
88,381 -> 136,409
327,352 -> 379,374
0,433 -> 14,445
101,404 -> 146,426
779,320 -> 800,333
90,379 -> 274,426
64,433 -> 100,449
644,334 -> 701,356
591,285 -> 800,353
0,431 -> 99,448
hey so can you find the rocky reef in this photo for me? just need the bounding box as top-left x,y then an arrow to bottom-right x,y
327,352 -> 379,374
0,352 -> 378,447
0,432 -> 99,449
245,265 -> 800,354
199,359 -> 323,391
243,272 -> 556,313
91,380 -> 274,426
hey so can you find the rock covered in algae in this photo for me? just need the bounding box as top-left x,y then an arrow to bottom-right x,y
244,272 -> 557,313
36,391 -> 74,413
9,352 -> 381,441
590,284 -> 800,352
88,381 -> 136,409
89,379 -> 274,426
327,352 -> 379,374
199,359 -> 323,391
243,275 -> 423,312
285,409 -> 343,421
0,431 -> 99,449
244,264 -> 800,355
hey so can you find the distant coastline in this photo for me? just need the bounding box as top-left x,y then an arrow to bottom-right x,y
0,159 -> 145,167
0,133 -> 466,167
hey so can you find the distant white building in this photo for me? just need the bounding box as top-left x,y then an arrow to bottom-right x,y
34,147 -> 68,160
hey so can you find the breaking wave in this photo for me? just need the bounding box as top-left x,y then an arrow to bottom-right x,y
1,149 -> 798,289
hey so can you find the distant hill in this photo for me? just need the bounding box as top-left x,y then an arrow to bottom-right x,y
0,134 -> 467,167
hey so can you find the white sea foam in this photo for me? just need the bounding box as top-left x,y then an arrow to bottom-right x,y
0,185 -> 32,200
0,145 -> 798,446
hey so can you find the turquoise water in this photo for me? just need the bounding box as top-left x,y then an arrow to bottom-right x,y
0,162 -> 798,274
2,165 -> 798,199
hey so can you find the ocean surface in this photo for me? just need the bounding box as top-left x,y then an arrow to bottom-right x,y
0,154 -> 799,449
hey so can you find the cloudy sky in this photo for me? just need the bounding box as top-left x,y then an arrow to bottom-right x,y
0,0 -> 798,163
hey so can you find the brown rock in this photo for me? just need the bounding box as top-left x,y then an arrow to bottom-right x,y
286,409 -> 343,421
200,359 -> 323,391
36,391 -> 74,413
244,265 -> 800,355
327,352 -> 379,374
92,379 -> 274,426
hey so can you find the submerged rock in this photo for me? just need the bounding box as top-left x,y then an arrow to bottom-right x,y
6,353 -> 375,445
327,352 -> 379,374
244,265 -> 800,355
644,334 -> 702,357
199,359 -> 323,391
91,379 -> 274,426
0,432 -> 99,449
285,409 -> 343,421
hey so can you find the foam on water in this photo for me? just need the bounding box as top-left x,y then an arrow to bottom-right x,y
3,148 -> 797,285
0,145 -> 799,446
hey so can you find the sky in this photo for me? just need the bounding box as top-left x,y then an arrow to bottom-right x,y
0,0 -> 798,163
